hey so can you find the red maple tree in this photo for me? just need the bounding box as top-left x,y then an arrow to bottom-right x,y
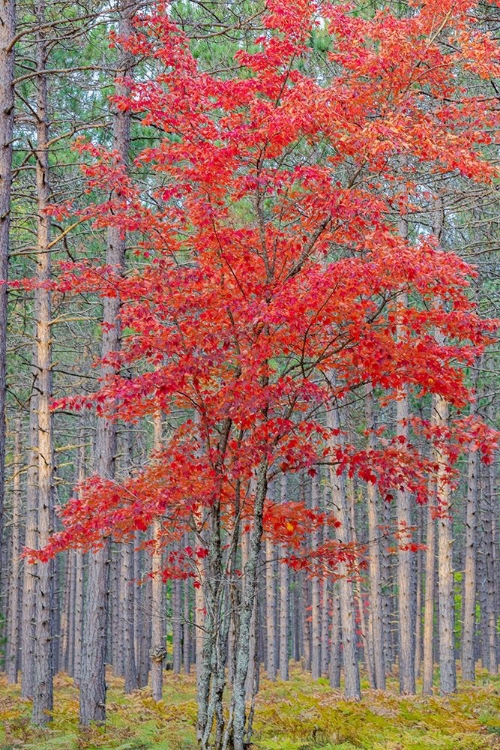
31,0 -> 500,746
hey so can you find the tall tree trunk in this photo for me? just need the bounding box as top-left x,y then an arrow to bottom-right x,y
122,540 -> 138,692
32,1 -> 54,721
21,394 -> 38,698
7,418 -> 22,683
310,475 -> 321,681
79,1 -> 133,724
422,480 -> 436,695
278,475 -> 289,681
0,0 -> 15,625
327,403 -> 361,700
329,587 -> 341,689
366,386 -> 386,689
396,382 -> 415,694
462,394 -> 479,680
265,535 -> 277,680
228,460 -> 268,750
435,395 -> 456,694
150,412 -> 166,699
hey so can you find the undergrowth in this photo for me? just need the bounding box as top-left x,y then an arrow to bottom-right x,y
1,667 -> 499,749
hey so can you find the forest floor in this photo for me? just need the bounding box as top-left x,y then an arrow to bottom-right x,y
1,667 -> 500,750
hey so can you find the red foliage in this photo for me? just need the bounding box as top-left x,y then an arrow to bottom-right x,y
26,0 -> 500,576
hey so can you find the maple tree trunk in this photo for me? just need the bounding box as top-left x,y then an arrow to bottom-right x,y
229,460 -> 268,750
366,387 -> 386,689
0,0 -> 14,624
6,419 -> 21,684
435,395 -> 457,695
32,1 -> 55,721
21,395 -> 39,699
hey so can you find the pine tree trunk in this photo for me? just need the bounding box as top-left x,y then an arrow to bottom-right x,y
7,418 -> 22,683
462,414 -> 478,680
123,540 -> 138,692
79,1 -> 132,723
396,385 -> 415,694
265,536 -> 277,680
366,387 -> 386,689
0,0 -> 15,623
329,589 -> 341,689
435,395 -> 456,694
21,395 -> 39,698
310,476 -> 321,681
32,2 -> 55,720
327,404 -> 361,700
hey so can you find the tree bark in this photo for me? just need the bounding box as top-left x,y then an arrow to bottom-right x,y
462,396 -> 479,680
79,0 -> 133,724
327,403 -> 361,700
366,386 -> 386,689
0,0 -> 15,623
32,0 -> 55,721
7,418 -> 22,683
435,395 -> 456,694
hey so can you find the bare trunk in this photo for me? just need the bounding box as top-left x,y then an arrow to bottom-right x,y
278,474 -> 289,681
79,2 -> 132,723
435,395 -> 456,694
0,0 -> 15,622
32,3 -> 54,721
462,407 -> 478,680
422,483 -> 436,695
396,384 -> 415,694
150,411 -> 166,699
123,540 -> 138,692
327,404 -> 361,700
310,476 -> 321,681
7,418 -> 22,683
21,395 -> 38,698
366,387 -> 386,689
329,588 -> 341,688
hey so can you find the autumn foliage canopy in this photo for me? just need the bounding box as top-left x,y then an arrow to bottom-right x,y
35,0 -> 500,573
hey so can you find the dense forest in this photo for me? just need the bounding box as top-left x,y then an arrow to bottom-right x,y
1,1 -> 500,749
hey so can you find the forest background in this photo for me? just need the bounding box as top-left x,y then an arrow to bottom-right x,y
1,1 -> 500,749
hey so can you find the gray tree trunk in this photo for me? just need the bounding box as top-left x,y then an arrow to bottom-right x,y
265,536 -> 277,680
123,540 -> 138,692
